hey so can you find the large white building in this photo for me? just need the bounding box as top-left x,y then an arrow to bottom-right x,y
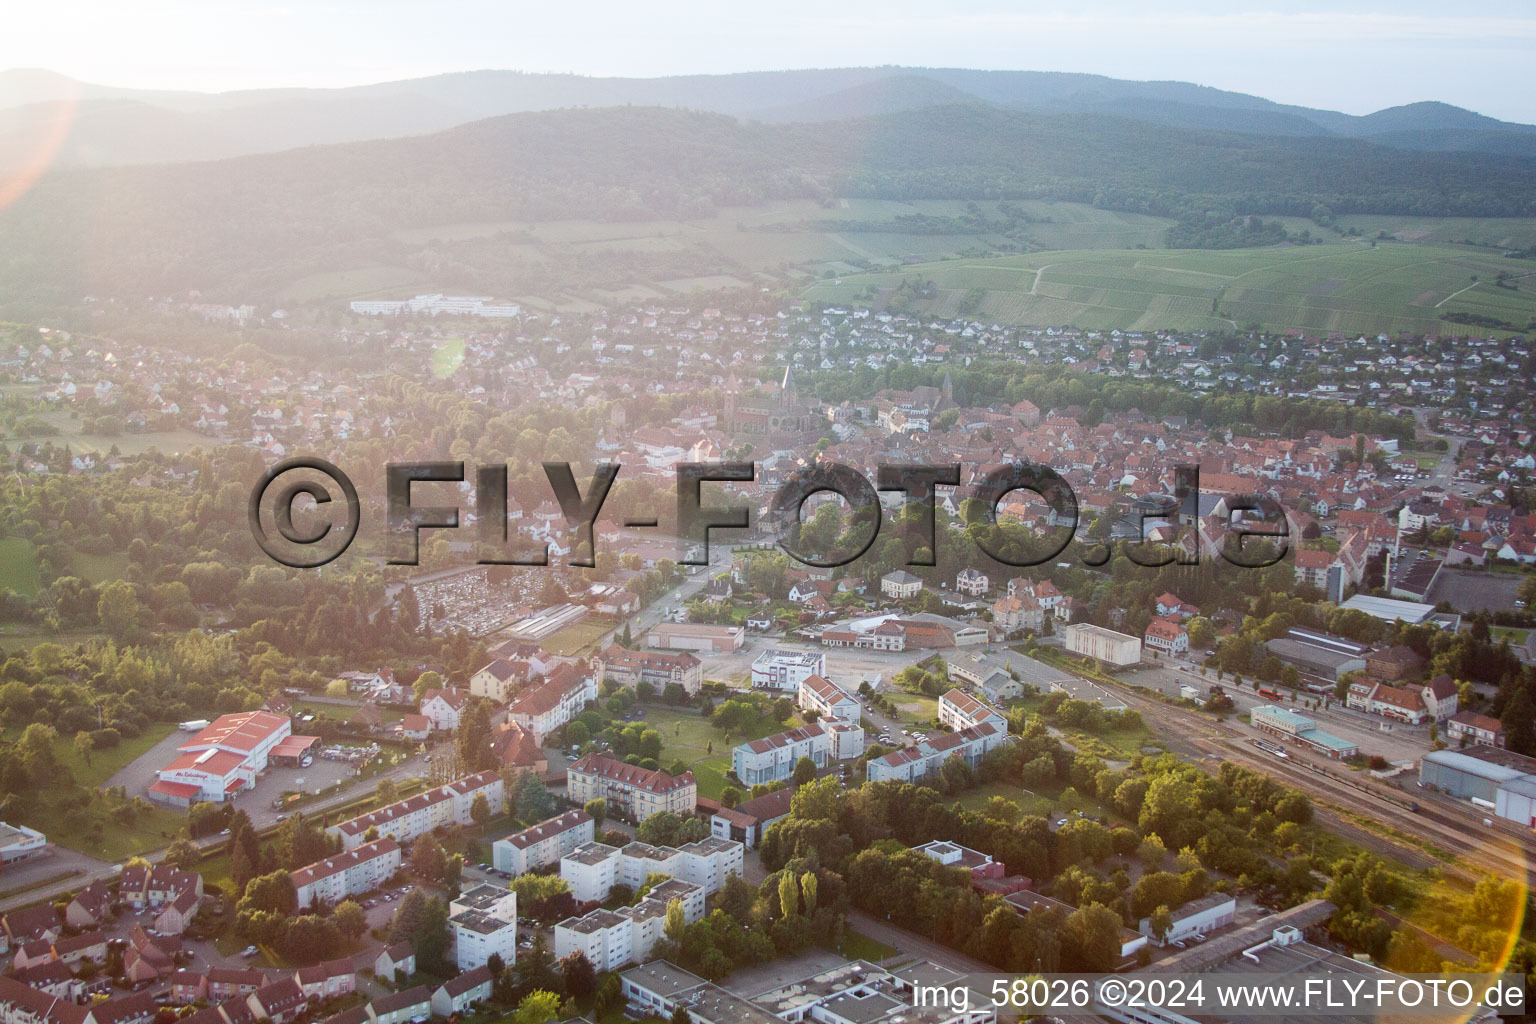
290,837 -> 402,909
731,719 -> 865,788
492,809 -> 595,877
350,294 -> 521,318
1062,622 -> 1142,666
937,688 -> 1007,732
797,674 -> 860,721
561,837 -> 743,904
1137,893 -> 1237,945
751,649 -> 826,691
561,842 -> 623,903
865,722 -> 1011,784
450,884 -> 518,970
732,725 -> 830,787
646,623 -> 745,653
329,771 -> 504,849
0,822 -> 46,864
555,878 -> 705,972
508,664 -> 598,742
567,754 -> 696,822
150,711 -> 293,807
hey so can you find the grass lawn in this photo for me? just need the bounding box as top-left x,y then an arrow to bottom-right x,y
0,537 -> 41,597
949,780 -> 1060,817
63,723 -> 176,786
1,723 -> 187,861
887,694 -> 939,725
0,721 -> 176,787
296,701 -> 402,724
1491,626 -> 1531,644
46,804 -> 187,863
832,929 -> 900,962
70,550 -> 131,585
542,620 -> 613,657
0,624 -> 105,654
643,706 -> 801,800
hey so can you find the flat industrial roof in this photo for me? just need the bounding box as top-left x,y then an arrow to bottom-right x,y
1422,748 -> 1529,783
1340,593 -> 1436,624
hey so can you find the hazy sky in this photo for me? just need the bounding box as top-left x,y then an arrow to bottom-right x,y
7,0 -> 1536,121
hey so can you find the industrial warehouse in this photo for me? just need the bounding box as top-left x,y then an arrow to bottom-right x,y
1419,746 -> 1536,825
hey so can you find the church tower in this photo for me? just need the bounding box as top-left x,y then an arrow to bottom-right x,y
781,364 -> 799,410
723,374 -> 740,431
941,368 -> 954,408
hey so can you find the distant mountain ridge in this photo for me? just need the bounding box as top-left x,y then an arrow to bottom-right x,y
1,102 -> 1533,313
1,66 -> 1533,173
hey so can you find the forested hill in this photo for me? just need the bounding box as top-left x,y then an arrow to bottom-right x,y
1,102 -> 1534,304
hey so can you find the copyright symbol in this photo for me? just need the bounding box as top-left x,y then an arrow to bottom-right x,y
1098,979 -> 1128,1007
248,457 -> 360,568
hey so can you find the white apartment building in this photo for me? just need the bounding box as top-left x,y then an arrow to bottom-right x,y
561,838 -> 742,904
290,837 -> 402,909
555,878 -> 705,972
562,842 -> 624,903
732,724 -> 830,787
450,884 -> 518,970
751,649 -> 826,691
797,674 -> 860,721
329,771 -> 503,850
492,809 -> 595,876
508,664 -> 598,742
937,688 -> 1007,732
674,839 -> 743,894
865,722 -> 1011,784
566,754 -> 696,822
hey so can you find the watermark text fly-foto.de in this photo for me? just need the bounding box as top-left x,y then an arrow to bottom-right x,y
248,456 -> 1288,571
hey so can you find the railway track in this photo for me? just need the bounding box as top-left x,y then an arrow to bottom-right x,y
1102,678 -> 1536,886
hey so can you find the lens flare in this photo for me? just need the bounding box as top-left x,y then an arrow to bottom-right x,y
0,85 -> 78,213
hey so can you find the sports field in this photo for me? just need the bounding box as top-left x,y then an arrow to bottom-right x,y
802,241 -> 1536,336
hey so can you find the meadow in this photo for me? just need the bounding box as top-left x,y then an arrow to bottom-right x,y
803,241 -> 1536,336
0,537 -> 40,597
643,706 -> 807,800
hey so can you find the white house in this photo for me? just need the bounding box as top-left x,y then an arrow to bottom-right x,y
732,724 -> 830,786
955,569 -> 989,597
881,570 -> 923,599
419,689 -> 469,732
865,722 -> 1010,784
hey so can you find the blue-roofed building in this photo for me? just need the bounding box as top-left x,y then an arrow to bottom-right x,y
1251,705 -> 1358,759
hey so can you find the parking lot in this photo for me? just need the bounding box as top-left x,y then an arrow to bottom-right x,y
102,726 -> 403,829
1428,567 -> 1523,615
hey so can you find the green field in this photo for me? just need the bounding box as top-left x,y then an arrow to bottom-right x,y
0,537 -> 40,597
541,620 -> 614,657
803,241 -> 1536,336
70,550 -> 131,585
4,723 -> 186,861
644,706 -> 804,800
